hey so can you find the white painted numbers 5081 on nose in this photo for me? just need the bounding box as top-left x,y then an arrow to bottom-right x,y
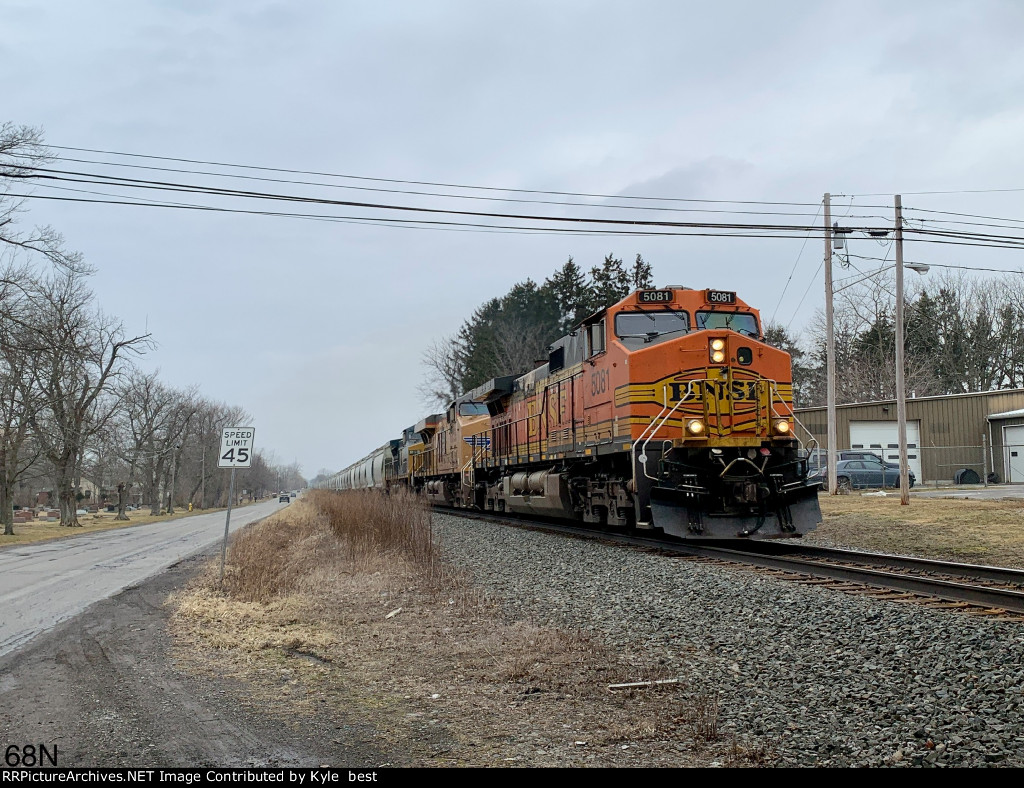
219,426 -> 255,468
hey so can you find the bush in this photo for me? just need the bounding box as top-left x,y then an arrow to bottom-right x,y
223,488 -> 438,603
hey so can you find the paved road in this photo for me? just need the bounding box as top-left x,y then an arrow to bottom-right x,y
912,483 -> 1024,500
0,500 -> 282,658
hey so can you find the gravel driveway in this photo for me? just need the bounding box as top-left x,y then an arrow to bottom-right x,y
434,513 -> 1024,767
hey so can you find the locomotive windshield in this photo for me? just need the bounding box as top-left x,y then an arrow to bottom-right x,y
458,402 -> 489,416
695,310 -> 759,338
615,310 -> 690,346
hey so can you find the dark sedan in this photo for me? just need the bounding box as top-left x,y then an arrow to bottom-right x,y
810,457 -> 916,491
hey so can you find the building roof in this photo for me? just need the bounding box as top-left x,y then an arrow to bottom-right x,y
796,387 -> 1024,413
987,409 -> 1024,421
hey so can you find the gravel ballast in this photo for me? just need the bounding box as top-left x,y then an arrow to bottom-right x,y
433,513 -> 1024,767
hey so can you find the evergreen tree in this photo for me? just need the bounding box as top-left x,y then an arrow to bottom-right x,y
544,256 -> 591,332
763,323 -> 814,407
420,253 -> 658,404
586,254 -> 631,313
629,253 -> 654,290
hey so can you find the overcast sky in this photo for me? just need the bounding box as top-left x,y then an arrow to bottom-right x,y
5,0 -> 1024,476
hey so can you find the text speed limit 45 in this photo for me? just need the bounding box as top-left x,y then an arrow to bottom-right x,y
219,427 -> 255,468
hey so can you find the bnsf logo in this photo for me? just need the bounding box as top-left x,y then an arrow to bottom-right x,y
667,380 -> 757,402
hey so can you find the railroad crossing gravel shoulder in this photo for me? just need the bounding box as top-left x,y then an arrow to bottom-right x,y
433,513 -> 1024,767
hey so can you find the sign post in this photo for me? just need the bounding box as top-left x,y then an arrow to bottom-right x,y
218,426 -> 255,585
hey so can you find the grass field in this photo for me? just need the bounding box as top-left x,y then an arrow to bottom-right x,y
810,492 -> 1024,567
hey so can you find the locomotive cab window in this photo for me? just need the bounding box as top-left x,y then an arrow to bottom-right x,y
584,319 -> 606,358
695,310 -> 759,338
615,310 -> 690,347
458,402 -> 488,416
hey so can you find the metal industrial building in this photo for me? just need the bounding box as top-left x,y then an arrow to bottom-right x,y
794,389 -> 1024,484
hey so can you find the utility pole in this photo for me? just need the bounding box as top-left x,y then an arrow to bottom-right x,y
824,193 -> 837,495
167,445 -> 180,514
894,195 -> 911,505
200,441 -> 206,509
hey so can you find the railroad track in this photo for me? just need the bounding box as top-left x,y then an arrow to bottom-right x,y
440,508 -> 1024,617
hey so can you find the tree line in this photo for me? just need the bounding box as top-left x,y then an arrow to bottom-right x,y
765,269 -> 1024,408
0,123 -> 304,534
421,253 -> 654,405
419,236 -> 1020,413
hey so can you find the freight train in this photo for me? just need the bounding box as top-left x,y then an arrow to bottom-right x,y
317,287 -> 822,540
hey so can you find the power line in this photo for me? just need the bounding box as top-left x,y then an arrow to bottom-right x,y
785,251 -> 832,333
47,155 -> 830,219
16,166 -> 888,234
37,164 -> 1024,245
14,192 -> 874,239
16,156 -> 1024,250
20,173 -> 1024,250
840,187 -> 1024,197
48,144 -> 825,207
29,182 -> 620,237
841,252 -> 1024,276
925,261 -> 1024,274
769,199 -> 822,325
905,205 -> 1024,227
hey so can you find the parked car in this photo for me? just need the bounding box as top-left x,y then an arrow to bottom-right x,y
806,448 -> 901,473
809,456 -> 916,491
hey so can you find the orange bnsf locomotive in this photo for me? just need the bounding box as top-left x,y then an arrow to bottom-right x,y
322,286 -> 821,540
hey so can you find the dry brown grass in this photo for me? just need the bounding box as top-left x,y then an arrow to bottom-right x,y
223,489 -> 441,603
812,493 -> 1024,566
169,490 -> 749,767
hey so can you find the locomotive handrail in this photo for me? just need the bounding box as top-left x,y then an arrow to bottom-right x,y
768,379 -> 812,451
461,452 -> 476,487
635,381 -> 697,481
630,390 -> 670,487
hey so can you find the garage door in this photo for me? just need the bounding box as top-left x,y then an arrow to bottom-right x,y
849,420 -> 922,481
1003,425 -> 1024,482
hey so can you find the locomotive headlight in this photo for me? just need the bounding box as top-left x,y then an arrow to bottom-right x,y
710,338 -> 726,364
774,419 -> 791,434
686,419 -> 705,435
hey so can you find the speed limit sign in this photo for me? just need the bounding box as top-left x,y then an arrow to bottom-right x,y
219,427 -> 255,468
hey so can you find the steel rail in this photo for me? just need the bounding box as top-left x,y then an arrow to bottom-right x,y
439,508 -> 1024,614
746,542 -> 1024,586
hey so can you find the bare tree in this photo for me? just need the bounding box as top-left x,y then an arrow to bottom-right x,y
0,124 -> 47,245
27,264 -> 150,526
116,371 -> 199,517
0,124 -> 87,273
418,334 -> 465,409
488,311 -> 554,379
0,261 -> 44,534
175,400 -> 249,509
